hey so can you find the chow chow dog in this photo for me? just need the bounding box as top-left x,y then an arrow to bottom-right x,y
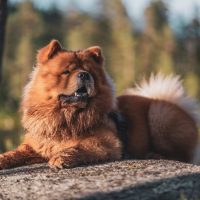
0,40 -> 199,169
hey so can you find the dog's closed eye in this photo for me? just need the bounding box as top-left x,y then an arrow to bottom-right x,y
61,69 -> 70,75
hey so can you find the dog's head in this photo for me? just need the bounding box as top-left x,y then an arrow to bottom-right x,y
24,40 -> 115,110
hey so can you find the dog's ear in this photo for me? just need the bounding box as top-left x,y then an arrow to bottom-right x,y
86,46 -> 103,64
37,40 -> 62,64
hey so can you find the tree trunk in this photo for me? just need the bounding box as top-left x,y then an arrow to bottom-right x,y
0,0 -> 7,82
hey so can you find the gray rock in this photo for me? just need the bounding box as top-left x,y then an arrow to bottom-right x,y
0,160 -> 200,200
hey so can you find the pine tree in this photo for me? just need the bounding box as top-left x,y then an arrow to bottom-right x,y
137,0 -> 175,77
65,12 -> 100,49
0,2 -> 45,151
100,0 -> 135,93
64,10 -> 110,52
180,9 -> 200,98
0,0 -> 7,81
4,1 -> 43,99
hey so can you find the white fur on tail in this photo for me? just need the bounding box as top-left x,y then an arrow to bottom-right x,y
126,73 -> 200,164
126,73 -> 200,125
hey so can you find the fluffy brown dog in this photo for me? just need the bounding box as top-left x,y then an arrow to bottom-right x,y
0,40 -> 199,169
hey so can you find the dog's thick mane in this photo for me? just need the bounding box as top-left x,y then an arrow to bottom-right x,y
22,100 -> 111,139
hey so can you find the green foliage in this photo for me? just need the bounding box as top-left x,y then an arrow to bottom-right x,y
136,0 -> 175,77
101,0 -> 135,93
0,0 -> 200,151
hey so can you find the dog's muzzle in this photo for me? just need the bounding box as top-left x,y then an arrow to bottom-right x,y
58,71 -> 94,105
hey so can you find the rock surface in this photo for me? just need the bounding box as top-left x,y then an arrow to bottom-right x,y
0,160 -> 200,200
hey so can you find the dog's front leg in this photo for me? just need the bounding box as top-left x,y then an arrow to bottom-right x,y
48,134 -> 122,169
48,145 -> 111,169
0,144 -> 46,170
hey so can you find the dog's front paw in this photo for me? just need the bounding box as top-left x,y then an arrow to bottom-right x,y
48,153 -> 77,169
0,155 -> 9,170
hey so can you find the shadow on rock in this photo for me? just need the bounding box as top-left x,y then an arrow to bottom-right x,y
81,172 -> 200,200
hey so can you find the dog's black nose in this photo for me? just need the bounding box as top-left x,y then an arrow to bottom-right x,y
77,72 -> 90,81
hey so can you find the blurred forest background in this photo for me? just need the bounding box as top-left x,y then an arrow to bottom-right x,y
0,0 -> 200,152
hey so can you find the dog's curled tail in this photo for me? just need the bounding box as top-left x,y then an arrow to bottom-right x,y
126,73 -> 200,125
